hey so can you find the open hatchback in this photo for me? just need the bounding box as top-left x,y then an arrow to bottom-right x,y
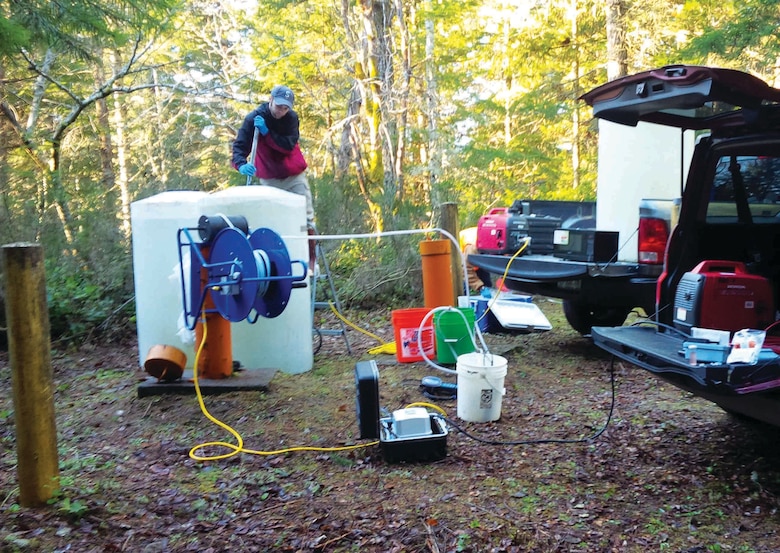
585,65 -> 780,426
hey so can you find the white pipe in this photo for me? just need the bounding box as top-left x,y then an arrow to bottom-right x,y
281,227 -> 469,297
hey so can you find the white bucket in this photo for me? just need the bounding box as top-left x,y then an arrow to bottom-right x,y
456,352 -> 508,422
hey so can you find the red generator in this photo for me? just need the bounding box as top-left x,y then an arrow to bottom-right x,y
476,207 -> 512,254
673,260 -> 774,334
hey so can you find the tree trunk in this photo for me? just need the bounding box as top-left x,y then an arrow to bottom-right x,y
606,0 -> 628,81
357,0 -> 389,232
392,0 -> 411,204
423,1 -> 441,200
570,0 -> 580,190
110,50 -> 131,241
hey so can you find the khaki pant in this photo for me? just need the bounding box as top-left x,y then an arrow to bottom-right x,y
259,172 -> 314,224
463,243 -> 491,292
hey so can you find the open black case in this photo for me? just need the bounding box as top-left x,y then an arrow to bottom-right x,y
355,360 -> 448,463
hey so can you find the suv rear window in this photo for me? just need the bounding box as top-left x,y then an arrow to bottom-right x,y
707,155 -> 780,223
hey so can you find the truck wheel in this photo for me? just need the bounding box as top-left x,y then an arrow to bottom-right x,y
562,300 -> 630,335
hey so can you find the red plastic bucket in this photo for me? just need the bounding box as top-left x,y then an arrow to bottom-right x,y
391,308 -> 435,363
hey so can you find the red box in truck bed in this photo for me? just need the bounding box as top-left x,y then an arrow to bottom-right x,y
476,207 -> 512,254
673,260 -> 774,334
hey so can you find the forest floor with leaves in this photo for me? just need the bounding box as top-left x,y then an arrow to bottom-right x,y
2,297 -> 780,552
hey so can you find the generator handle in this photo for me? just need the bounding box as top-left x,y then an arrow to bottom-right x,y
487,207 -> 509,215
692,260 -> 747,274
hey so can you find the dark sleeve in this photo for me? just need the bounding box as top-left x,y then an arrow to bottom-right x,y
231,110 -> 258,169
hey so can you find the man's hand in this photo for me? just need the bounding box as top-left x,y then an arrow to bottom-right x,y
254,115 -> 268,135
239,163 -> 256,176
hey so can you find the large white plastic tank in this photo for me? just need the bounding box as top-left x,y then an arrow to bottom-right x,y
131,190 -> 208,370
596,120 -> 693,262
130,187 -> 313,375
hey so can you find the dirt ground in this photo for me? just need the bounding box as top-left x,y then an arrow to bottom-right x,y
2,298 -> 780,552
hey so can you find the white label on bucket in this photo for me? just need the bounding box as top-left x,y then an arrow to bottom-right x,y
399,328 -> 434,358
480,389 -> 493,409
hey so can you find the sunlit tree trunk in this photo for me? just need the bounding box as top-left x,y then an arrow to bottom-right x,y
147,68 -> 168,186
392,0 -> 411,205
502,16 -> 512,149
356,0 -> 388,232
110,51 -> 131,241
606,0 -> 628,80
570,0 -> 580,190
25,49 -> 56,237
423,1 -> 440,200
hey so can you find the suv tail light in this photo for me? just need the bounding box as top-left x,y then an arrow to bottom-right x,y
638,217 -> 669,265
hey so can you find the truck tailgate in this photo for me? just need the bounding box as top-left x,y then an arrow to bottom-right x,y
593,325 -> 780,389
592,324 -> 780,425
467,253 -> 588,282
468,253 -> 642,282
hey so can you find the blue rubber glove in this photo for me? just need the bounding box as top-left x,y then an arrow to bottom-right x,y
254,115 -> 268,135
238,163 -> 256,176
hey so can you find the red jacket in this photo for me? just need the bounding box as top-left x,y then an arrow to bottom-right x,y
231,102 -> 307,179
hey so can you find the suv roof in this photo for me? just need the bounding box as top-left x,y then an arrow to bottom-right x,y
580,65 -> 780,130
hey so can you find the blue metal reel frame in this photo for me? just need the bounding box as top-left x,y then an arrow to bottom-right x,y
176,226 -> 307,330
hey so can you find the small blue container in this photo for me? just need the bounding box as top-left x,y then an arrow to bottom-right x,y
683,342 -> 729,363
469,296 -> 491,332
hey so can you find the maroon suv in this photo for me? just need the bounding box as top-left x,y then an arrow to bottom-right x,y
587,65 -> 780,426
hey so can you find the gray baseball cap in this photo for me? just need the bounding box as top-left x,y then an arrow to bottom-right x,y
271,85 -> 294,108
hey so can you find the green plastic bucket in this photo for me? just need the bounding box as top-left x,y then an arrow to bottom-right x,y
434,307 -> 477,364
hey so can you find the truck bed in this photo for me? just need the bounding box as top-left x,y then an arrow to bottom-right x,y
592,324 -> 780,426
468,253 -> 656,309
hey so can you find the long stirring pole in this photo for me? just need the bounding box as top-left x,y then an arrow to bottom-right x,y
246,127 -> 260,186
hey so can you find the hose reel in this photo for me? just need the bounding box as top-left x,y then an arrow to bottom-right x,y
177,214 -> 308,330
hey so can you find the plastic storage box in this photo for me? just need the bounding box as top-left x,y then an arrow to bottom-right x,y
683,342 -> 730,364
379,414 -> 448,463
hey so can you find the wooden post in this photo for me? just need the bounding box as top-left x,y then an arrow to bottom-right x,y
2,243 -> 60,506
439,202 -> 462,303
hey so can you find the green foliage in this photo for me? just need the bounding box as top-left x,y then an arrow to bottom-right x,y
2,0 -> 779,343
0,16 -> 30,56
55,497 -> 90,520
673,0 -> 780,76
45,260 -> 134,345
322,237 -> 423,309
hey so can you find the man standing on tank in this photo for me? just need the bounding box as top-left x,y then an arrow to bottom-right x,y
232,85 -> 317,272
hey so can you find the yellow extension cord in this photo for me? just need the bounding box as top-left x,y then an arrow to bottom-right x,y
474,238 -> 530,327
188,314 -> 449,461
324,237 -> 528,356
326,302 -> 397,355
188,314 -> 380,461
183,231 -> 533,461
188,244 -> 530,463
317,236 -> 529,356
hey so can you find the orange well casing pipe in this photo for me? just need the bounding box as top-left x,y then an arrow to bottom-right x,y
419,239 -> 455,308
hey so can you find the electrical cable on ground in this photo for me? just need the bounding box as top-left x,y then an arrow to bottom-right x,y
404,401 -> 448,416
187,228 -> 614,460
308,228 -> 528,356
188,314 -> 378,462
442,359 -> 616,446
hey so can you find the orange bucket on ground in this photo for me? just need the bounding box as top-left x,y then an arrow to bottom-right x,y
391,308 -> 435,363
